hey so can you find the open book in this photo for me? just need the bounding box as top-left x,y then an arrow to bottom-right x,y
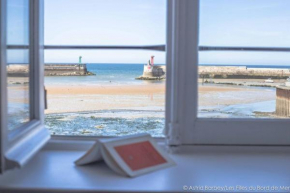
75,133 -> 175,177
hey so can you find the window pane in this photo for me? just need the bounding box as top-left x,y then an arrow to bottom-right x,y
200,0 -> 290,47
44,0 -> 166,46
7,0 -> 30,130
198,0 -> 290,119
7,0 -> 29,45
44,0 -> 166,137
44,50 -> 166,137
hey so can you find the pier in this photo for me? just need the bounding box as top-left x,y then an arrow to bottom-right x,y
7,63 -> 95,77
137,65 -> 290,80
199,66 -> 290,79
44,64 -> 94,76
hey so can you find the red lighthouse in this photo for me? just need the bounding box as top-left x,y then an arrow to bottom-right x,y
150,56 -> 155,66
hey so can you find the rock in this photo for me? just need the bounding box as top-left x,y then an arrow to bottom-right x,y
95,125 -> 104,129
81,130 -> 92,134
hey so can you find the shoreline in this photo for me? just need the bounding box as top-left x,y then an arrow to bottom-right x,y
44,83 -> 276,114
7,77 -> 279,117
199,78 -> 286,88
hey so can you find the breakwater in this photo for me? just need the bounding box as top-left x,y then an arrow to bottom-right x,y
7,64 -> 95,77
137,65 -> 290,80
199,66 -> 290,79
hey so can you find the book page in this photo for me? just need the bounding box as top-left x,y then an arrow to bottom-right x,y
103,134 -> 175,177
74,141 -> 103,165
114,141 -> 167,171
100,147 -> 126,176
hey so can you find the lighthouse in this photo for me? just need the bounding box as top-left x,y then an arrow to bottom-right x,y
136,56 -> 165,80
150,55 -> 154,66
147,55 -> 155,70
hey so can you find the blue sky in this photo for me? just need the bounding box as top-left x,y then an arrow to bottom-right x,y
7,0 -> 290,65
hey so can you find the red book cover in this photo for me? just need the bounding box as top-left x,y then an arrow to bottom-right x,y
114,141 -> 167,171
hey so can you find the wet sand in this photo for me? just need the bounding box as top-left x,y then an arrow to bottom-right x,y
7,77 -> 277,115
45,84 -> 276,114
46,84 -> 165,95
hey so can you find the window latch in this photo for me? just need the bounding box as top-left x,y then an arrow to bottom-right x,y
44,87 -> 47,110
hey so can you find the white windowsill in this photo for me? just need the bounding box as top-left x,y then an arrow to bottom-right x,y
1,141 -> 290,193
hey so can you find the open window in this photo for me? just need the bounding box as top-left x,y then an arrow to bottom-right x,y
1,0 -> 290,174
0,0 -> 49,173
166,0 -> 290,146
43,0 -> 167,138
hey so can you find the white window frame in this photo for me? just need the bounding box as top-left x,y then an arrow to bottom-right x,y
0,0 -> 49,173
0,0 -> 7,173
2,0 -> 290,175
47,0 -> 290,146
165,0 -> 290,146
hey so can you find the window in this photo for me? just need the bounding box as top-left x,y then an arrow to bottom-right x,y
0,0 -> 49,173
7,0 -> 30,131
198,0 -> 290,119
165,0 -> 290,145
43,0 -> 167,137
1,0 -> 290,174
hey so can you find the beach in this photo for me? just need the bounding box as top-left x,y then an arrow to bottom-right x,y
45,84 -> 165,114
7,64 -> 285,136
45,82 -> 276,114
42,80 -> 277,136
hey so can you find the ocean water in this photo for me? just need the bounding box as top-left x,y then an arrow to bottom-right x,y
44,63 -> 290,86
45,63 -> 154,86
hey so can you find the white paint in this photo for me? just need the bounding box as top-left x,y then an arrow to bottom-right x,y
1,145 -> 290,192
1,0 -> 50,173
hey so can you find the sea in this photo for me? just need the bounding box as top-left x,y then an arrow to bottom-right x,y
44,63 -> 288,137
45,63 -> 148,86
44,63 -> 290,86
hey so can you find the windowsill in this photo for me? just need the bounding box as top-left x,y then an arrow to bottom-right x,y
1,141 -> 290,193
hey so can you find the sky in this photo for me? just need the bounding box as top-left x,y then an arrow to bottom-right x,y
7,0 -> 290,65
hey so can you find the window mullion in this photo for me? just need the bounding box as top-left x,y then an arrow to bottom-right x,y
0,0 -> 7,174
3,0 -> 50,172
165,0 -> 199,146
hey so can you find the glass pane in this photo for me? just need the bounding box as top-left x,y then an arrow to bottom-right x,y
7,0 -> 30,130
7,0 -> 29,45
44,0 -> 166,46
44,0 -> 166,137
200,0 -> 290,47
198,0 -> 290,119
44,50 -> 166,137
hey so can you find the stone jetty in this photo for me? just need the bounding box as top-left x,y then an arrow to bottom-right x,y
199,66 -> 290,79
7,64 -> 95,77
137,65 -> 290,80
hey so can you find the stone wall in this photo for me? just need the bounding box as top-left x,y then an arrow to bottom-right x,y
137,65 -> 290,80
44,64 -> 89,76
7,64 -> 94,77
276,86 -> 290,117
7,64 -> 29,77
199,66 -> 290,79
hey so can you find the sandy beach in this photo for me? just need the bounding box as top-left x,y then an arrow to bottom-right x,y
45,84 -> 165,114
44,83 -> 276,114
7,75 -> 278,136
